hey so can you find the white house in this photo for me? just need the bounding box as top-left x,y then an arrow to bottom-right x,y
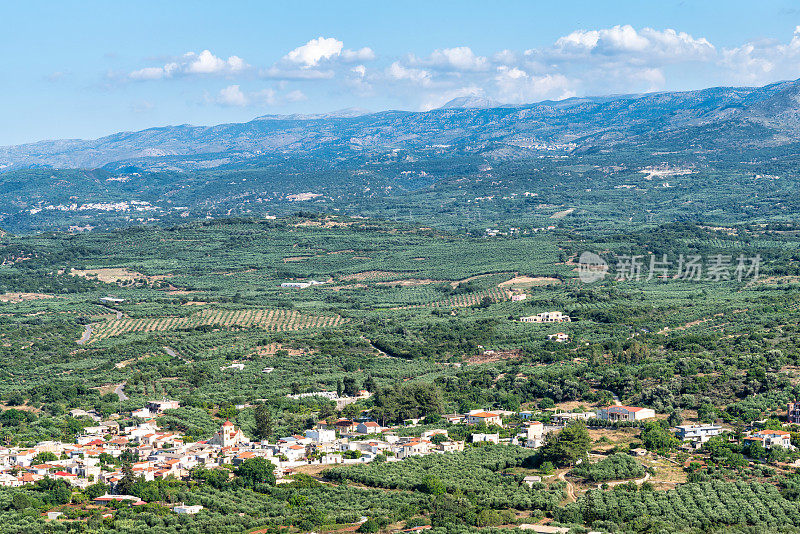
597,406 -> 656,422
174,504 -> 204,515
520,312 -> 571,323
465,411 -> 502,426
547,332 -> 570,343
472,433 -> 500,444
511,294 -> 527,302
675,424 -> 722,443
305,429 -> 336,444
356,422 -> 382,434
551,412 -> 596,425
746,430 -> 794,450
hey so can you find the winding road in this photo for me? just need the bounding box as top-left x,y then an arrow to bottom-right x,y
114,382 -> 128,401
77,325 -> 93,345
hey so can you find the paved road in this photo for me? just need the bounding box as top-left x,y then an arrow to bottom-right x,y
609,391 -> 622,406
114,382 -> 128,401
77,325 -> 93,345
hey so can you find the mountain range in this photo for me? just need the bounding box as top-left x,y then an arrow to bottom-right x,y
4,78 -> 800,172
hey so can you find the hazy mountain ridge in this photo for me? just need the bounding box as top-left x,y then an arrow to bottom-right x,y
3,79 -> 800,172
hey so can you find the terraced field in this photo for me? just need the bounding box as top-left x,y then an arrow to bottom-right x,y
396,287 -> 510,309
88,308 -> 344,342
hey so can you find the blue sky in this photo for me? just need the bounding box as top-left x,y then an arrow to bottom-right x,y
3,0 -> 800,145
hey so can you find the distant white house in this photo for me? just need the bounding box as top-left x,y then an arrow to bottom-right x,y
174,504 -> 204,515
281,280 -> 325,289
147,400 -> 180,413
305,428 -> 336,443
520,311 -> 571,323
221,363 -> 245,371
551,412 -> 596,425
99,296 -> 125,304
675,424 -> 722,443
511,294 -> 527,302
464,411 -> 502,426
472,433 -> 500,444
547,332 -> 569,343
523,475 -> 542,487
356,421 -> 382,434
597,406 -> 656,422
746,430 -> 794,450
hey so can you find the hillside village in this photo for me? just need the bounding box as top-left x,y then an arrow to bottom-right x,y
7,391 -> 800,524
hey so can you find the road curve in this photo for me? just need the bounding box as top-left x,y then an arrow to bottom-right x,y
114,382 -> 128,401
77,325 -> 93,345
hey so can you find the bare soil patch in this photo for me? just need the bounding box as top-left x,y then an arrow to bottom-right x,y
499,276 -> 562,288
71,267 -> 171,285
465,350 -> 522,364
550,208 -> 575,219
0,293 -> 55,303
340,271 -> 401,281
376,279 -> 443,287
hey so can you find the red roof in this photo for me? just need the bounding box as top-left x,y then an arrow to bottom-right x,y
755,429 -> 791,437
361,421 -> 380,427
470,412 -> 499,418
222,420 -> 234,427
608,406 -> 647,412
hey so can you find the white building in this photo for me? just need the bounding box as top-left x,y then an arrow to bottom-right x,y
209,421 -> 249,448
472,433 -> 500,444
305,429 -> 336,444
746,430 -> 794,450
675,424 -> 722,443
464,411 -> 502,426
597,406 -> 656,422
520,311 -> 571,323
174,504 -> 204,515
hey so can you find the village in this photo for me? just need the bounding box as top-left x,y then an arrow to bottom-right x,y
5,386 -> 800,523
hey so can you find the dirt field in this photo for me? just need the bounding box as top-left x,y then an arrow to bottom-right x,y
0,293 -> 55,303
499,276 -> 562,288
465,350 -> 522,364
376,279 -> 443,287
340,271 -> 401,281
550,208 -> 575,219
254,343 -> 309,357
71,267 -> 171,285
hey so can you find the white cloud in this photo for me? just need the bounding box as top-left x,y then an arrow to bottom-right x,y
387,62 -> 432,86
187,50 -> 247,74
217,85 -> 249,106
493,66 -> 575,103
342,47 -> 376,62
552,25 -> 714,61
351,65 -> 367,77
717,27 -> 800,83
285,37 -> 344,67
129,50 -> 248,80
426,47 -> 488,71
213,85 -> 306,107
